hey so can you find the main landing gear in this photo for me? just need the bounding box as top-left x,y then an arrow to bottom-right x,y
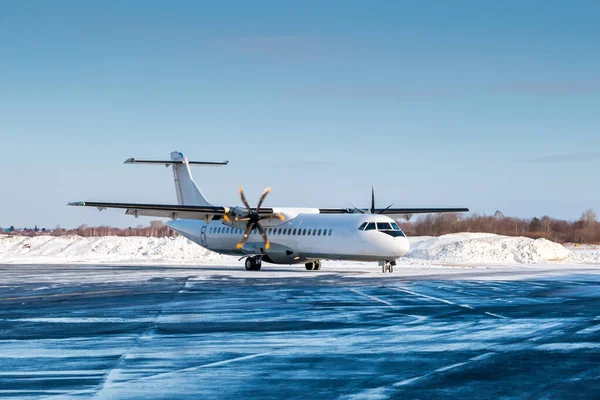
382,259 -> 396,273
305,260 -> 321,271
245,256 -> 262,271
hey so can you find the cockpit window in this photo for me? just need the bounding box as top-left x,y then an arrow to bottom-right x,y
391,222 -> 400,231
376,222 -> 393,230
358,222 -> 367,231
365,222 -> 376,231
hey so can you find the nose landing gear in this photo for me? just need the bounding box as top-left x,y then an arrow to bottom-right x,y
381,259 -> 396,273
305,260 -> 321,271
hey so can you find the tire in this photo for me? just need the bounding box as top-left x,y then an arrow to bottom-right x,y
305,262 -> 314,271
254,260 -> 262,271
245,258 -> 255,271
314,261 -> 321,271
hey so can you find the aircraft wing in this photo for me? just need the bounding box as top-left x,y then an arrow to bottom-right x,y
319,207 -> 469,217
68,201 -> 259,220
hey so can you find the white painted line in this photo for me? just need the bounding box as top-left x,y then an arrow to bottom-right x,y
485,312 -> 508,319
391,287 -> 508,319
389,287 -> 457,306
348,288 -> 396,307
393,352 -> 497,388
435,361 -> 471,373
126,351 -> 276,383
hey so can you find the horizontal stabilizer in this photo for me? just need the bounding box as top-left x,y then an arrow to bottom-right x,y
124,158 -> 228,167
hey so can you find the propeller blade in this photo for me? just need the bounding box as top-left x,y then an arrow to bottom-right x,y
371,186 -> 375,214
349,203 -> 366,214
378,203 -> 395,214
236,222 -> 254,249
256,187 -> 271,211
239,187 -> 252,211
256,223 -> 270,250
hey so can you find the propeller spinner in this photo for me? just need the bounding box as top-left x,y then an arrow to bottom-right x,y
223,187 -> 284,250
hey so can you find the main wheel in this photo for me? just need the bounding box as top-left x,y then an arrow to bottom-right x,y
305,262 -> 314,271
245,258 -> 254,271
254,260 -> 262,271
314,261 -> 321,271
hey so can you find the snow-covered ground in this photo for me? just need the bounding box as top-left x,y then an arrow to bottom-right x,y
0,232 -> 598,266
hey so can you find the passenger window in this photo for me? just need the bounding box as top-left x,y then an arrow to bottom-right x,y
377,222 -> 392,230
358,222 -> 367,231
317,229 -> 322,236
292,229 -> 297,235
307,229 -> 312,235
302,229 -> 307,235
365,223 -> 376,231
328,229 -> 332,236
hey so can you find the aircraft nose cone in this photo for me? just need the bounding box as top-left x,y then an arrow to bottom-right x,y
396,237 -> 410,257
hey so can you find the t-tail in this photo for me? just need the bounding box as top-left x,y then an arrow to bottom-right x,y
124,151 -> 228,206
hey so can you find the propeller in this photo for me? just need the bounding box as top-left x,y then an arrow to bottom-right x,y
352,186 -> 393,215
223,187 -> 284,250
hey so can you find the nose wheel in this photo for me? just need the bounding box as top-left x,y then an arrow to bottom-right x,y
244,256 -> 262,271
305,261 -> 321,271
382,260 -> 396,273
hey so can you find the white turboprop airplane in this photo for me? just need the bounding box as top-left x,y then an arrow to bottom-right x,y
69,152 -> 468,272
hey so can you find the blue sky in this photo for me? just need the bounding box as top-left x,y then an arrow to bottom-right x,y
1,1 -> 599,228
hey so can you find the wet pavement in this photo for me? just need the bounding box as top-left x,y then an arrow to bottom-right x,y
0,264 -> 599,399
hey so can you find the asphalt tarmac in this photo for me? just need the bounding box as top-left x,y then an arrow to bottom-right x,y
0,264 -> 599,399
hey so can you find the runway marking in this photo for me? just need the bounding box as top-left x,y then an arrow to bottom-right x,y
348,288 -> 396,307
389,287 -> 508,319
389,287 -> 458,306
485,312 -> 508,319
393,352 -> 497,387
111,351 -> 276,385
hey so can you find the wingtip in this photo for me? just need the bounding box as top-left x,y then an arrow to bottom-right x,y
67,201 -> 85,206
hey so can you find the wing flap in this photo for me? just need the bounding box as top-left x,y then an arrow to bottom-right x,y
68,201 -> 228,220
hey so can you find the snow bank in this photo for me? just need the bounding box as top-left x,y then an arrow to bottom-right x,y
407,233 -> 574,264
0,235 -> 237,265
0,233 -> 598,265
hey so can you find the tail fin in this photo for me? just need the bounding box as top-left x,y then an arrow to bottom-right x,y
124,152 -> 228,206
170,151 -> 213,206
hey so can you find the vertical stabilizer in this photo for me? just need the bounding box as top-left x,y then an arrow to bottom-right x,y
170,151 -> 213,206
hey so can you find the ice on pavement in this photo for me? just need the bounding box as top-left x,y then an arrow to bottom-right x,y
0,233 -> 598,265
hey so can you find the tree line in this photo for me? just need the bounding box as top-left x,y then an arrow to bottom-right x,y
2,209 -> 599,244
402,209 -> 599,244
